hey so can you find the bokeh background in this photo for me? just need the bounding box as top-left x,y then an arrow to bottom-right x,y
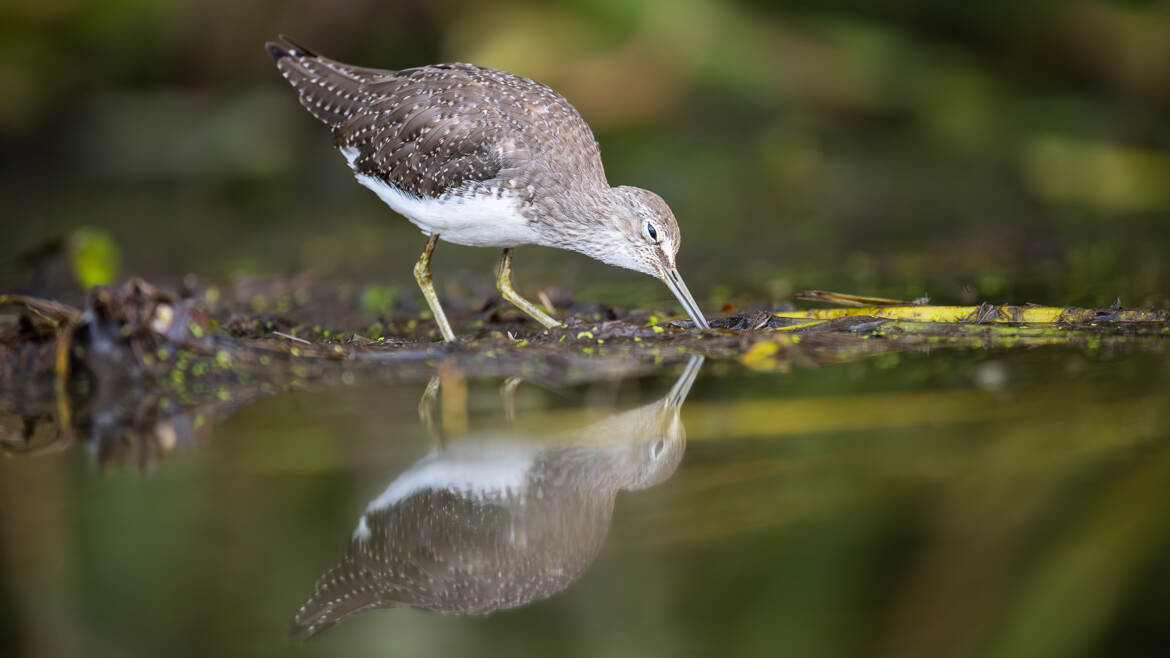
5,4 -> 1170,658
2,0 -> 1169,311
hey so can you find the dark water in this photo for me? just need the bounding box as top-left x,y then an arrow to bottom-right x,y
4,346 -> 1170,658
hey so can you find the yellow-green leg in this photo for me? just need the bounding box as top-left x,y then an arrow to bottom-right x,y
413,233 -> 456,342
500,376 -> 523,425
418,375 -> 441,444
497,248 -> 559,329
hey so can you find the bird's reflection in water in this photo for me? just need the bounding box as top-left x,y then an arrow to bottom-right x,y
291,356 -> 703,637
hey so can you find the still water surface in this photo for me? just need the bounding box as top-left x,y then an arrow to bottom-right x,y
3,347 -> 1170,658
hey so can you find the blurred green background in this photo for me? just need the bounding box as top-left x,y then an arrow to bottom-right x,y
4,4 -> 1170,657
2,0 -> 1169,310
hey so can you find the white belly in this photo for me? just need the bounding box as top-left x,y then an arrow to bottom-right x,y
341,147 -> 538,248
352,440 -> 539,540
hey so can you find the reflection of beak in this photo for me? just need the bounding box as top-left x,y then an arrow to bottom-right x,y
660,267 -> 709,329
667,355 -> 705,407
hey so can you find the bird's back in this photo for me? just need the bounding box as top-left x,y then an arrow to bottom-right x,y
267,40 -> 605,200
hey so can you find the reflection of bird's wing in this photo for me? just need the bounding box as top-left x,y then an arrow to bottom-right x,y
269,41 -> 603,200
290,490 -> 511,637
291,485 -> 615,637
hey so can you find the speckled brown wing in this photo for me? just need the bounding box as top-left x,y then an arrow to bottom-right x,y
268,40 -> 605,200
335,64 -> 523,198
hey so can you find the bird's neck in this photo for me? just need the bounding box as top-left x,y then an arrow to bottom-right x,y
527,186 -> 633,265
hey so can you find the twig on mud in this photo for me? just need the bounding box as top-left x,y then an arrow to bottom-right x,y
793,290 -> 932,307
53,323 -> 73,429
0,294 -> 82,327
537,290 -> 557,315
775,304 -> 1170,324
272,331 -> 312,345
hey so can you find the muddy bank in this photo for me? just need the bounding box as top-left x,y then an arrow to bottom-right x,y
2,277 -> 1168,467
3,276 -> 1168,394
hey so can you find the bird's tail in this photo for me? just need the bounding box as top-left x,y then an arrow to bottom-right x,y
265,35 -> 372,129
289,558 -> 398,640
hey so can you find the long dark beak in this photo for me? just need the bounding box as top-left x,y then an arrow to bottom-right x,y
660,267 -> 709,329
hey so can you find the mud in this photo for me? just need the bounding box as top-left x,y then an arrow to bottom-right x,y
2,277 -> 1168,468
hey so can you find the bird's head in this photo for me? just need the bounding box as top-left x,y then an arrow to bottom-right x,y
592,186 -> 709,329
611,355 -> 703,490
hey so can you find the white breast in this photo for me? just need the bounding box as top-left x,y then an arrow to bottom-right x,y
341,147 -> 538,248
352,441 -> 539,540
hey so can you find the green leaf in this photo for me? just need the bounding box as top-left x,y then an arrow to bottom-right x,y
69,227 -> 121,289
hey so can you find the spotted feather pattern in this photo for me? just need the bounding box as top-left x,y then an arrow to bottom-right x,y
269,41 -> 606,201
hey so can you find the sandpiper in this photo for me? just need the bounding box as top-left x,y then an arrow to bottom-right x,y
265,36 -> 709,341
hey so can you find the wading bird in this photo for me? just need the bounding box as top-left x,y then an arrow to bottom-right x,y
266,37 -> 709,341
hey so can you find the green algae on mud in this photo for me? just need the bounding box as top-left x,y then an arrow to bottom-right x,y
2,278 -> 1170,464
3,278 -> 1170,390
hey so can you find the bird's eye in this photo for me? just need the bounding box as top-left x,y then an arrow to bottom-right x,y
644,222 -> 659,243
651,439 -> 665,459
